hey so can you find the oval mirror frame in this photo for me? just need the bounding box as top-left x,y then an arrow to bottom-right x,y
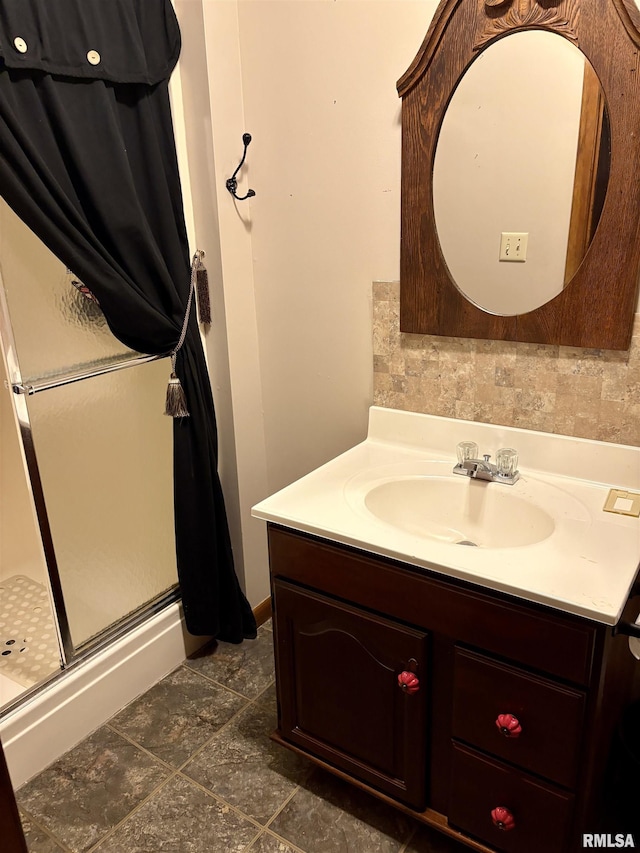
397,0 -> 640,350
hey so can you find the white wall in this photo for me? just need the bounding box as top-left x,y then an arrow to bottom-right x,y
171,0 -> 436,606
238,0 -> 437,491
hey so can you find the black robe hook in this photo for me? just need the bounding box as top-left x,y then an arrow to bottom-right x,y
226,133 -> 256,201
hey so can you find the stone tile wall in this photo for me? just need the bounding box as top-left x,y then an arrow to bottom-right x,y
373,282 -> 640,446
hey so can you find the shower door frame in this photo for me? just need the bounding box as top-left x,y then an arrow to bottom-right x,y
0,273 -> 180,709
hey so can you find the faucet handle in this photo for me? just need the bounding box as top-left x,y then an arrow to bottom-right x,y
496,447 -> 518,478
456,441 -> 478,464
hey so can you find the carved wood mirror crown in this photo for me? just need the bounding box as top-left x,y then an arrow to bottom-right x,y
397,0 -> 640,349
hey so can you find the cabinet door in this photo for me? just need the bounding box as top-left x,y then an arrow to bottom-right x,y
273,580 -> 429,809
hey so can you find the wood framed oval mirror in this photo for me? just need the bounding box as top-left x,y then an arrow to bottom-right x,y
397,0 -> 640,350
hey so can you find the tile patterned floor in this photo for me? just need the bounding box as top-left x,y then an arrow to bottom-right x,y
16,621 -> 468,853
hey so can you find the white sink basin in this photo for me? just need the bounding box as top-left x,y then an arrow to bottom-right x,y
252,407 -> 640,624
364,476 -> 555,548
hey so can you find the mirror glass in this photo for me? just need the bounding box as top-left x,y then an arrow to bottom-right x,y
433,31 -> 610,317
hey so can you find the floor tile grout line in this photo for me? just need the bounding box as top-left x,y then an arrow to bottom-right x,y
174,683 -> 276,774
18,806 -> 76,853
242,824 -> 266,852
172,768 -> 271,832
103,676 -> 263,776
398,830 -> 414,853
175,708 -> 252,772
251,676 -> 277,702
103,722 -> 182,774
185,622 -> 272,658
83,771 -> 180,853
244,783 -> 312,853
177,659 -> 264,702
401,821 -> 422,853
261,783 -> 302,833
249,827 -> 308,853
180,660 -> 275,703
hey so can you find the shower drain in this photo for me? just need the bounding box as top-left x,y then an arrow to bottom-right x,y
1,638 -> 29,656
0,575 -> 60,687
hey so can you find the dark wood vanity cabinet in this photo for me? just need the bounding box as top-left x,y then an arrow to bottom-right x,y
268,524 -> 640,852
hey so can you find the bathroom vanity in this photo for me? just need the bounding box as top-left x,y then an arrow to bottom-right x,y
252,408 -> 640,852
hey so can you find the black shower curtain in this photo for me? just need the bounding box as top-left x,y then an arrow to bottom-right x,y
0,0 -> 256,642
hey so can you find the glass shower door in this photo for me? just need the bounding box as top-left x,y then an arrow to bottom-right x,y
23,360 -> 177,648
0,196 -> 178,668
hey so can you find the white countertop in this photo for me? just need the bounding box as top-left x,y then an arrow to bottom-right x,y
252,407 -> 640,625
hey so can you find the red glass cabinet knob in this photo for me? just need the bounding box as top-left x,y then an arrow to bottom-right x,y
491,806 -> 516,831
495,713 -> 522,738
397,671 -> 420,694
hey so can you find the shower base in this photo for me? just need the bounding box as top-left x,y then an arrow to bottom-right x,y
0,575 -> 59,687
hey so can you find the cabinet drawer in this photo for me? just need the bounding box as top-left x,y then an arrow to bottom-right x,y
452,648 -> 585,788
449,743 -> 574,853
273,579 -> 429,809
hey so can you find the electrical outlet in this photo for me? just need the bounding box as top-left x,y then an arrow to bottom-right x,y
499,232 -> 528,262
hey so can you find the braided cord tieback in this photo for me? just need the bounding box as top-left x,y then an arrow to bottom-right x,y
164,250 -> 206,418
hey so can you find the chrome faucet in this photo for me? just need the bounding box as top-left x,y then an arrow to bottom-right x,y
459,455 -> 496,480
453,447 -> 519,485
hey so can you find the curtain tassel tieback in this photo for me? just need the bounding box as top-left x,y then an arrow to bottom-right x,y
196,263 -> 211,325
165,249 -> 207,418
165,366 -> 190,418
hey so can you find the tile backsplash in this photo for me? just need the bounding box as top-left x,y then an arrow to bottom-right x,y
372,282 -> 640,446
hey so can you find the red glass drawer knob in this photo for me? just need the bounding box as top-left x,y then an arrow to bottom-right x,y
491,806 -> 516,832
398,671 -> 420,694
496,713 -> 522,738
